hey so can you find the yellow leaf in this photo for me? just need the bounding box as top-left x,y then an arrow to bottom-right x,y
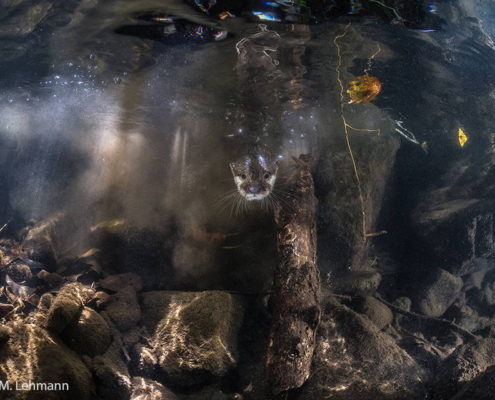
347,75 -> 382,104
458,128 -> 468,147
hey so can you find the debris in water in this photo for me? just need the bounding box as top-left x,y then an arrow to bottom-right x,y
348,1 -> 365,14
0,219 -> 10,234
458,127 -> 468,147
347,75 -> 382,104
394,120 -> 420,145
218,11 -> 235,19
252,11 -> 281,21
5,274 -> 36,299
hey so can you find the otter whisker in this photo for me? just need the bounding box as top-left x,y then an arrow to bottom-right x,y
265,196 -> 275,211
214,188 -> 239,202
273,186 -> 296,198
214,192 -> 239,215
234,195 -> 243,217
270,191 -> 292,209
230,195 -> 238,217
225,192 -> 240,217
216,198 -> 233,215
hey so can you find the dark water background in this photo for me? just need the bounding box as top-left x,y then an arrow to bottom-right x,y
0,0 -> 495,291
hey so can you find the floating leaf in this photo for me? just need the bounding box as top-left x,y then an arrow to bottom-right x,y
458,127 -> 468,147
347,75 -> 382,104
348,1 -> 365,14
421,141 -> 429,153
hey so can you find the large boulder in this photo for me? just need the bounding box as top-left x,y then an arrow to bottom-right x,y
449,365 -> 495,400
138,291 -> 244,386
0,322 -> 95,400
416,268 -> 463,317
296,298 -> 426,400
432,338 -> 495,399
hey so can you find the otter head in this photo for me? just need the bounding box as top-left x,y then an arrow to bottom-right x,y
230,153 -> 278,201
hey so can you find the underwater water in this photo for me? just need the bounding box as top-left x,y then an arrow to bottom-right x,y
1,0 -> 495,399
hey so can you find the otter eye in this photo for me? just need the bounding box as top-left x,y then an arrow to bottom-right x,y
240,174 -> 247,180
264,173 -> 270,179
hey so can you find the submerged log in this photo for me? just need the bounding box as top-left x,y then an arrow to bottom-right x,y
267,154 -> 321,395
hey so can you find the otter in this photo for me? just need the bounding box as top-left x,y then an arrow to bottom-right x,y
230,149 -> 279,201
226,23 -> 313,203
226,25 -> 284,202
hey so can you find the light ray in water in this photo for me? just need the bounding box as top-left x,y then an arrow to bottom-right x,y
169,127 -> 189,190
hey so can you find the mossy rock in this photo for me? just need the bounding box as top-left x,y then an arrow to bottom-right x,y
64,307 -> 112,357
140,290 -> 244,386
0,322 -> 95,400
46,282 -> 95,334
104,285 -> 141,332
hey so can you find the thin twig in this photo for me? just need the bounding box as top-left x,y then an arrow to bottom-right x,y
328,292 -> 478,341
0,218 -> 11,234
374,293 -> 478,341
333,25 -> 387,239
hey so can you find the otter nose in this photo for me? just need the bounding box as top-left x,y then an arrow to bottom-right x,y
247,184 -> 261,194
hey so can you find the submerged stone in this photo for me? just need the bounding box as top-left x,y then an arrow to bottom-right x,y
37,270 -> 63,289
0,322 -> 95,400
416,268 -> 462,317
354,296 -> 393,330
297,298 -> 426,400
64,307 -> 112,357
432,338 -> 495,399
331,270 -> 382,295
46,282 -> 95,334
92,348 -> 132,400
450,365 -> 495,400
98,272 -> 143,292
104,285 -> 141,332
131,377 -> 178,400
6,261 -> 32,283
139,290 -> 244,386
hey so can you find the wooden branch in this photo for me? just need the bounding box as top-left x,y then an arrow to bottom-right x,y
328,292 -> 478,341
267,154 -> 321,395
374,294 -> 478,341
